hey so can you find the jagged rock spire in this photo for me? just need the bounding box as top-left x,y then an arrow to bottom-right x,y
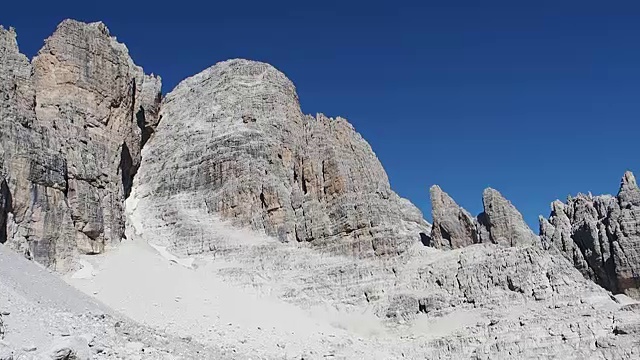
429,185 -> 478,249
429,186 -> 538,249
481,188 -> 538,247
540,171 -> 640,299
619,171 -> 640,208
0,19 -> 161,270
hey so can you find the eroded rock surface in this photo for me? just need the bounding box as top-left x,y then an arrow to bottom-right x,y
429,185 -> 478,249
3,17 -> 640,360
0,21 -> 161,270
540,171 -> 640,299
135,59 -> 429,257
480,187 -> 539,247
126,192 -> 640,359
429,185 -> 538,249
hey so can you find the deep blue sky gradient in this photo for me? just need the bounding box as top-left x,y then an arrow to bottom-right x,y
3,1 -> 638,229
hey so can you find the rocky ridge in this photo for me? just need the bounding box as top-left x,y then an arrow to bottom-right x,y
135,59 -> 430,258
540,171 -> 640,299
0,20 -> 161,270
1,18 -> 640,359
429,185 -> 538,249
125,56 -> 640,358
125,187 -> 640,359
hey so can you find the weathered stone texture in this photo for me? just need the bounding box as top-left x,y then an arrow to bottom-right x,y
429,185 -> 478,249
135,59 -> 429,257
480,187 -> 539,247
540,171 -> 640,298
429,185 -> 538,249
127,191 -> 640,359
0,21 -> 161,270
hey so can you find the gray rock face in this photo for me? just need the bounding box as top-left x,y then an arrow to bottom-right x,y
3,18 -> 640,359
429,185 -> 538,249
429,185 -> 478,249
0,21 -> 161,270
135,59 -> 429,257
399,245 -> 640,359
540,171 -> 640,298
480,187 -> 539,247
0,345 -> 10,360
126,190 -> 640,359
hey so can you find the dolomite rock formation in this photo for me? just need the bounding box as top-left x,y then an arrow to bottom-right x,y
128,73 -> 640,356
540,171 -> 640,299
3,17 -> 640,359
135,59 -> 430,257
126,190 -> 640,359
429,185 -> 538,249
481,187 -> 539,247
429,185 -> 478,248
0,21 -> 161,270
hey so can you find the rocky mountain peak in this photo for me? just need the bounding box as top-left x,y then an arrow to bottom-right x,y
3,18 -> 640,360
481,187 -> 539,247
0,25 -> 17,46
136,57 -> 430,258
622,170 -> 637,188
619,170 -> 640,208
429,185 -> 478,249
428,185 -> 538,249
0,19 -> 161,270
540,171 -> 640,299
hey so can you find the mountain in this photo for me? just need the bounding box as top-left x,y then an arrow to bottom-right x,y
0,20 -> 161,271
1,19 -> 639,359
540,171 -> 640,299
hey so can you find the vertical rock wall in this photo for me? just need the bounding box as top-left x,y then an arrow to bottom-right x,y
540,171 -> 640,298
0,21 -> 161,270
135,59 -> 430,257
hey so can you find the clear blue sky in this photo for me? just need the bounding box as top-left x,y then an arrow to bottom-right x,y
3,1 -> 638,230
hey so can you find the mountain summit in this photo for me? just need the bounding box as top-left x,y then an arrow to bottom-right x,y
1,20 -> 639,359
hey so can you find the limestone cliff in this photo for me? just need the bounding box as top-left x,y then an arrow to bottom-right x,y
134,59 -> 430,257
0,21 -> 161,270
2,19 -> 640,360
2,22 -> 428,266
429,185 -> 538,249
540,171 -> 640,298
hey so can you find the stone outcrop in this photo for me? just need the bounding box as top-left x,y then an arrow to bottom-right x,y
540,171 -> 640,298
2,18 -> 640,360
429,185 -> 478,248
429,185 -> 538,249
126,191 -> 640,359
134,59 -> 429,257
0,21 -> 161,270
480,187 -> 539,247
